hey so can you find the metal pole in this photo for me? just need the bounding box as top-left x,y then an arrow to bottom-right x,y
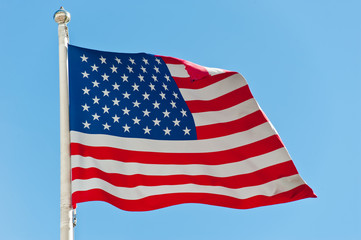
54,7 -> 73,240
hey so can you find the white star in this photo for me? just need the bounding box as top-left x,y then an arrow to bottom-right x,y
142,57 -> 149,65
103,123 -> 111,130
162,83 -> 168,91
140,66 -> 147,73
92,96 -> 100,104
91,64 -> 99,72
153,118 -> 161,126
154,66 -> 160,73
112,114 -> 120,123
151,75 -> 158,82
121,74 -> 128,82
80,54 -> 88,62
153,100 -> 160,109
92,113 -> 100,120
122,124 -> 130,132
101,73 -> 109,81
82,121 -> 90,129
112,82 -> 120,90
173,118 -> 180,126
102,105 -> 110,113
143,109 -> 151,117
82,87 -> 90,95
132,83 -> 139,91
115,57 -> 122,64
183,127 -> 191,135
122,107 -> 130,115
163,109 -> 170,118
142,92 -> 150,100
99,56 -> 106,64
127,65 -> 133,73
143,126 -> 151,134
132,117 -> 141,125
170,100 -> 177,108
155,58 -> 162,64
81,71 -> 89,78
122,91 -> 130,99
159,92 -> 166,100
112,98 -> 120,106
133,100 -> 141,108
110,65 -> 118,73
149,83 -> 156,91
173,92 -> 179,99
163,127 -> 171,135
164,74 -> 170,82
138,74 -> 145,82
102,89 -> 110,97
180,109 -> 187,117
92,80 -> 100,87
129,57 -> 136,65
82,104 -> 90,111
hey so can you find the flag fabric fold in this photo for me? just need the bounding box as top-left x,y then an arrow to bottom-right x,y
68,45 -> 316,211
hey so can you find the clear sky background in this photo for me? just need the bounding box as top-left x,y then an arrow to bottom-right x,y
1,1 -> 360,239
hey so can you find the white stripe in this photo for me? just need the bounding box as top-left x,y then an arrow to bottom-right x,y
70,122 -> 276,153
71,148 -> 291,177
72,175 -> 305,200
192,98 -> 259,127
179,73 -> 247,101
166,64 -> 189,78
204,67 -> 225,76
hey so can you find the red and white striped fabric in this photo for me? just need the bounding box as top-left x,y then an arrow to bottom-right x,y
71,55 -> 316,211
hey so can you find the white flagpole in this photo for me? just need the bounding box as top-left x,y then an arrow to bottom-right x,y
54,7 -> 74,240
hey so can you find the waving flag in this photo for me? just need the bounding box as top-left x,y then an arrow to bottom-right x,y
68,45 -> 316,211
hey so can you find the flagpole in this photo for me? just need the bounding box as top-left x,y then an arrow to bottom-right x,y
54,7 -> 73,240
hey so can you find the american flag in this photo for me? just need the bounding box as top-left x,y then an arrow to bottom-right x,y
68,45 -> 316,211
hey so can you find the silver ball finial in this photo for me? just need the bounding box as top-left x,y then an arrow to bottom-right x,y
54,7 -> 71,24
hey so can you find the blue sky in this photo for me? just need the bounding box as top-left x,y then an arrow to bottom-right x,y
1,0 -> 360,239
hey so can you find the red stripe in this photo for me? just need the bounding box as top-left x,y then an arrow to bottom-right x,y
159,55 -> 210,81
72,184 -> 316,211
174,71 -> 237,89
172,77 -> 192,89
158,55 -> 184,64
70,135 -> 284,165
196,110 -> 268,139
72,161 -> 298,188
186,85 -> 253,113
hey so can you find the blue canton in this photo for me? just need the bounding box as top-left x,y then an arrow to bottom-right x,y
68,45 -> 197,140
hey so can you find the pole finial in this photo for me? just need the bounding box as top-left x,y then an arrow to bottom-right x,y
54,7 -> 71,24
